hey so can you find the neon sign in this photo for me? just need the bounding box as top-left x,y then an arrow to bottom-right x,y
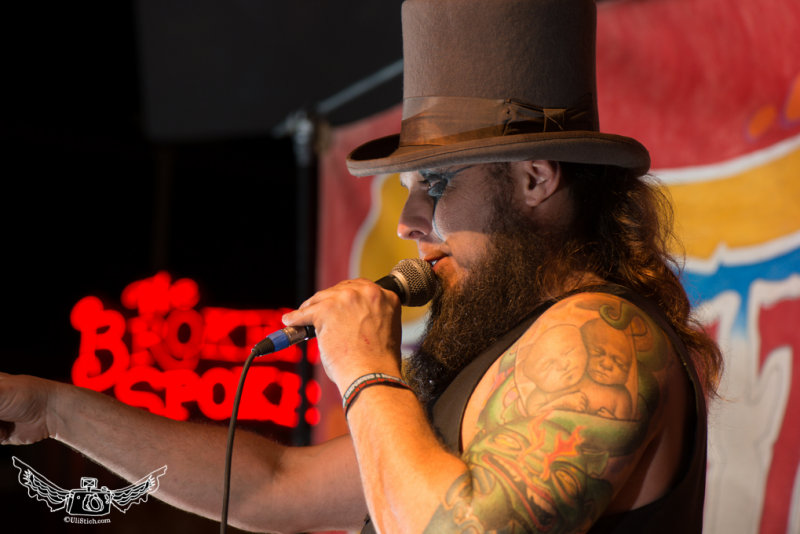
70,272 -> 320,428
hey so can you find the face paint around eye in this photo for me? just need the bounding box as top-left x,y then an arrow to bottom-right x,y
425,177 -> 449,199
419,164 -> 475,201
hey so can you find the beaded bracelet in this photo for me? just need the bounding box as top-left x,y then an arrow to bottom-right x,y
342,373 -> 412,416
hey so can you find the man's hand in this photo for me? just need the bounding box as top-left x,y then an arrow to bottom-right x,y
282,279 -> 404,392
0,372 -> 59,445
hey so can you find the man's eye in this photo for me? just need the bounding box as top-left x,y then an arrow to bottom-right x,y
424,178 -> 449,199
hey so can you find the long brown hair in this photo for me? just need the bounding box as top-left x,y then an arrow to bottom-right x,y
552,161 -> 723,397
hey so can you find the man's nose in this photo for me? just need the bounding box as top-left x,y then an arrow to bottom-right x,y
397,193 -> 434,240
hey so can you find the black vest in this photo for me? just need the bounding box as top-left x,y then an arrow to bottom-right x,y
362,285 -> 707,533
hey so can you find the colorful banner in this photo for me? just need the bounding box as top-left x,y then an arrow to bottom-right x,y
316,0 -> 800,532
594,1 -> 800,532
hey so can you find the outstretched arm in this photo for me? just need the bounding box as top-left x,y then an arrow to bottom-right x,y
0,373 -> 367,533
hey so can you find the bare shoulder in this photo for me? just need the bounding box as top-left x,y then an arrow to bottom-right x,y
444,291 -> 687,532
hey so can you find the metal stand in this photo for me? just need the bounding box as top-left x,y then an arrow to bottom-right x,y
278,60 -> 403,446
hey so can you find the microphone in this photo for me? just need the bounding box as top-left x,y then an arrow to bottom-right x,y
250,258 -> 437,357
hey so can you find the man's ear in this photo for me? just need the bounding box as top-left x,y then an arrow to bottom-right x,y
520,160 -> 561,207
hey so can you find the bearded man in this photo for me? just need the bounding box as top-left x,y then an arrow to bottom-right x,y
0,0 -> 721,533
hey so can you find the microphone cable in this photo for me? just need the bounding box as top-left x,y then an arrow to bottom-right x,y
220,347 -> 259,534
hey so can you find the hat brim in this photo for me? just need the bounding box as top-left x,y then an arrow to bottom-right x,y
346,130 -> 650,177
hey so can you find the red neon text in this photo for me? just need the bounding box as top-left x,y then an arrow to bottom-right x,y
70,272 -> 319,427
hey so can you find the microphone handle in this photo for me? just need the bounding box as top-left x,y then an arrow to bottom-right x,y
375,274 -> 404,301
250,273 -> 408,357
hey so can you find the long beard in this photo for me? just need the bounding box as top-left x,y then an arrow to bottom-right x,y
404,222 -> 560,404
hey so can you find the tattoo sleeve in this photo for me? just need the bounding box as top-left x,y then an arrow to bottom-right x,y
424,294 -> 673,533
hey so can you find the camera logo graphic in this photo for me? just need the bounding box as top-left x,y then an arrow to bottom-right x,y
11,457 -> 167,517
66,477 -> 112,516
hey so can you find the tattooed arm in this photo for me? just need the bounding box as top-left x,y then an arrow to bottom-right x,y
284,279 -> 691,533
425,292 -> 692,533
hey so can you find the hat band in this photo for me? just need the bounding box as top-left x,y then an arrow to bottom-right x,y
399,94 -> 596,147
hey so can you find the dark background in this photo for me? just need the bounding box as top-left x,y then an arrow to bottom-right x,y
0,1 -> 402,530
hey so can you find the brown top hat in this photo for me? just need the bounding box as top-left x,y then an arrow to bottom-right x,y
346,0 -> 650,176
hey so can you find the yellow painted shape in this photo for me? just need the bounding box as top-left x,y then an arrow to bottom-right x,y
358,174 -> 429,324
667,148 -> 800,259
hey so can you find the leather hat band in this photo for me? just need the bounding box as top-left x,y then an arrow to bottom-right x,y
399,94 -> 597,147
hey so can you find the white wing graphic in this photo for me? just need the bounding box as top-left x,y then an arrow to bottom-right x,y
110,465 -> 168,513
11,456 -> 71,512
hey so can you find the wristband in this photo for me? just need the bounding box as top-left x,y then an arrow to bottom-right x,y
342,373 -> 412,416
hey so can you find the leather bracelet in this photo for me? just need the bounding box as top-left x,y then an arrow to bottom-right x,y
342,373 -> 412,416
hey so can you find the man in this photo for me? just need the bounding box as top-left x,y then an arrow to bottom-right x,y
0,0 -> 721,532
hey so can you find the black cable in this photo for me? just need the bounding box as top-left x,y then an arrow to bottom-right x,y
220,348 -> 260,534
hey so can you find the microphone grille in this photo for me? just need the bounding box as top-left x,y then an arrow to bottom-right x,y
391,258 -> 438,307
